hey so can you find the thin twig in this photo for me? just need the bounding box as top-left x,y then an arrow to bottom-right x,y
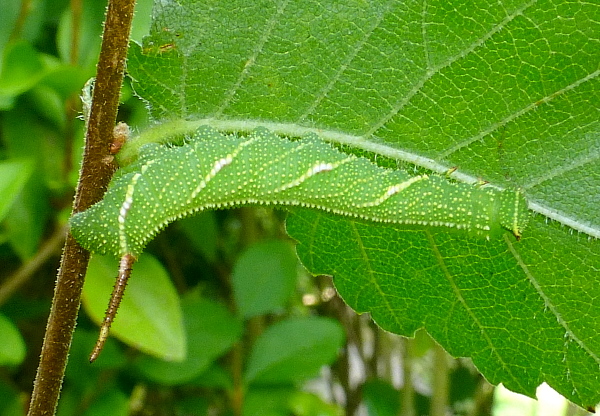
26,0 -> 136,414
0,225 -> 67,308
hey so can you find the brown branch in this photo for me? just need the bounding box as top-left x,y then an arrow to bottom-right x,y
26,0 -> 136,414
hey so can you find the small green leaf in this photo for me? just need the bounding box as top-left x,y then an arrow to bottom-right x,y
232,240 -> 298,319
85,390 -> 128,416
65,329 -> 127,380
0,313 -> 26,366
192,364 -> 234,390
2,108 -> 59,259
0,0 -> 20,63
0,382 -> 23,416
0,41 -> 45,109
27,85 -> 66,129
82,253 -> 186,362
0,159 -> 33,223
173,397 -> 210,416
242,387 -> 295,416
244,316 -> 345,385
362,380 -> 401,416
288,391 -> 344,416
56,0 -> 105,68
4,173 -> 49,260
135,295 -> 243,385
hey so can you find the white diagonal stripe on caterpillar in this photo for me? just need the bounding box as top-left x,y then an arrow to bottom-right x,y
354,174 -> 429,208
188,135 -> 258,202
272,156 -> 355,193
118,172 -> 142,255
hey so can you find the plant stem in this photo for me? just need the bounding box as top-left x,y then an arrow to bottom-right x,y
431,343 -> 450,416
400,337 -> 416,416
26,0 -> 135,414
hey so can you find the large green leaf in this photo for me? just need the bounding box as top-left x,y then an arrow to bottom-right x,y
287,210 -> 600,405
126,0 -> 600,408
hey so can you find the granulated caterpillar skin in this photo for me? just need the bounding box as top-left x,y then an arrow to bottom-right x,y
70,126 -> 529,258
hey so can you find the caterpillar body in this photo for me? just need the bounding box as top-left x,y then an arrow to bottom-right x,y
70,126 -> 529,259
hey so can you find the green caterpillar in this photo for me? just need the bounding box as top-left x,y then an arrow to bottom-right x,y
70,126 -> 529,258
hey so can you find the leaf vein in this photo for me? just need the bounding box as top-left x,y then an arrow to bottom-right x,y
365,0 -> 537,138
428,232 -> 528,391
212,0 -> 290,117
505,235 -> 600,368
438,68 -> 600,159
522,132 -> 600,189
350,222 -> 404,331
297,0 -> 395,123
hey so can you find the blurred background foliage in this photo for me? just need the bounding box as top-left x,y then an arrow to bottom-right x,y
0,1 -> 592,415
